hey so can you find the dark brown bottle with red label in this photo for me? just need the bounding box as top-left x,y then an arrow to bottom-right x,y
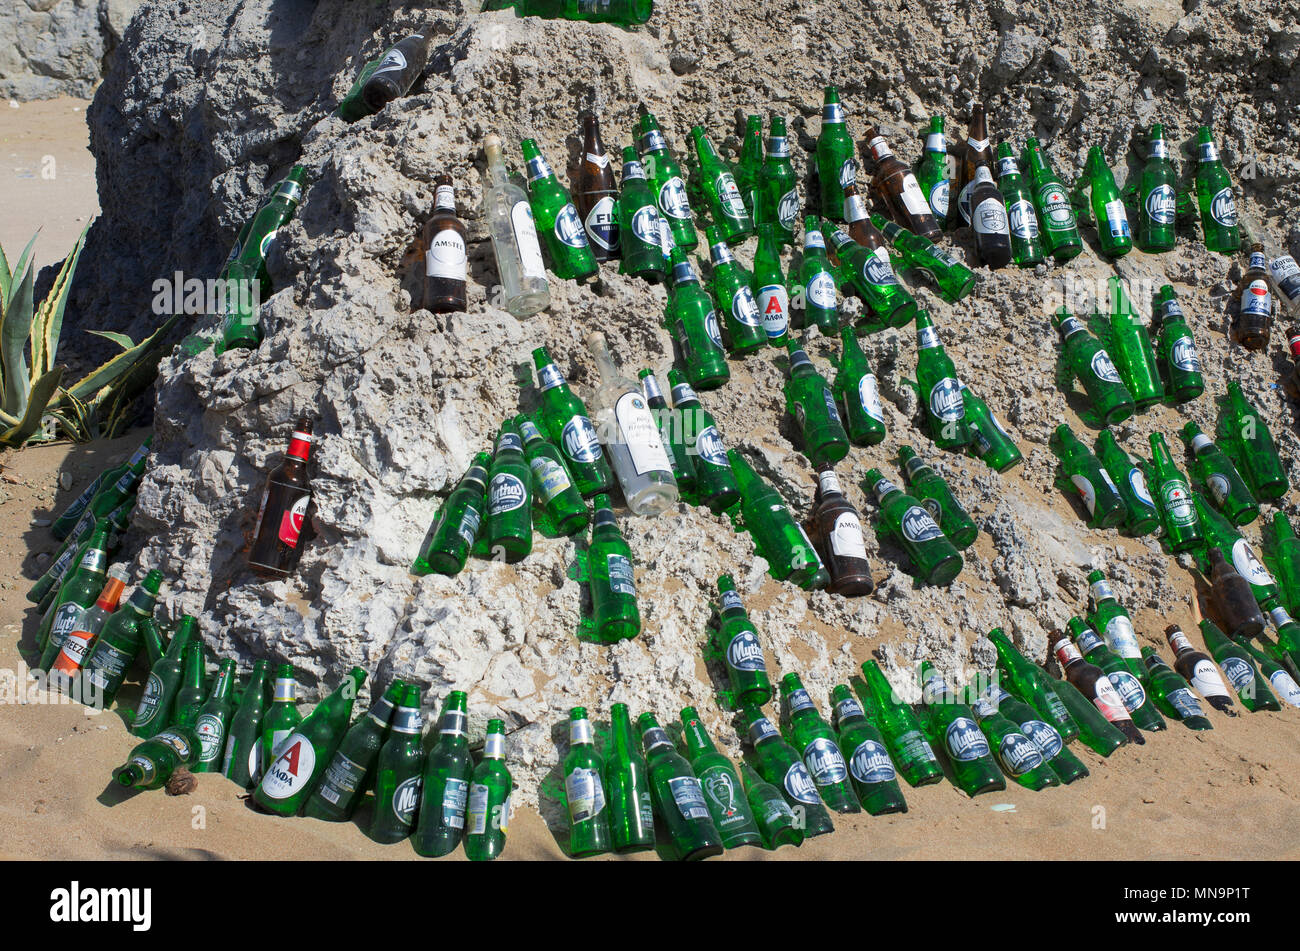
808,465 -> 874,596
573,112 -> 620,262
250,418 -> 315,578
1287,327 -> 1300,396
423,175 -> 468,313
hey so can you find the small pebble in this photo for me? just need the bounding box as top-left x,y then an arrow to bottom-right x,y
59,472 -> 73,490
31,517 -> 52,528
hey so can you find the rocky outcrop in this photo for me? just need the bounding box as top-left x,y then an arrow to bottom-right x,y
0,0 -> 144,101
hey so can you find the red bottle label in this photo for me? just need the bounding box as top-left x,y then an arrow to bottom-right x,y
1289,333 -> 1300,359
278,495 -> 310,547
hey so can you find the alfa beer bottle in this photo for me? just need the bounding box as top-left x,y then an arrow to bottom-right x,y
961,381 -> 1021,472
113,726 -> 201,790
370,683 -> 426,843
709,574 -> 773,707
1152,285 -> 1203,403
603,702 -> 655,853
422,175 -> 468,312
666,249 -> 729,390
413,691 -> 473,857
897,445 -> 978,549
914,310 -> 970,449
829,684 -> 908,813
729,450 -> 825,588
679,707 -> 763,848
82,568 -> 164,705
1093,431 -> 1159,537
752,223 -> 791,345
1193,126 -> 1240,254
574,113 -> 620,262
518,419 -> 589,537
872,214 -> 976,303
993,142 -> 1043,266
1166,623 -> 1235,713
412,453 -> 489,575
637,113 -> 697,250
533,346 -> 613,497
667,371 -> 740,513
1052,309 -> 1134,425
1149,432 -> 1202,552
917,661 -> 1005,796
223,660 -> 270,787
987,628 -> 1079,742
260,663 -> 304,768
704,226 -> 764,354
862,125 -> 940,240
639,712 -> 724,860
618,146 -> 667,283
129,616 -> 194,739
1077,147 -> 1132,257
1181,421 -> 1258,526
857,660 -> 945,786
1141,648 -> 1212,730
690,125 -> 753,243
520,138 -> 597,282
865,468 -> 963,586
816,88 -> 857,221
586,495 -> 641,643
564,706 -> 611,857
799,216 -> 839,333
809,465 -> 874,596
1220,381 -> 1287,501
486,421 -> 533,562
1137,125 -> 1178,252
465,718 -> 512,861
784,341 -> 849,467
835,325 -> 886,446
1022,138 -> 1082,261
192,659 -> 237,773
481,134 -> 550,316
1107,277 -> 1164,410
740,706 -> 834,837
248,418 -> 314,578
913,116 -> 949,229
303,678 -> 402,821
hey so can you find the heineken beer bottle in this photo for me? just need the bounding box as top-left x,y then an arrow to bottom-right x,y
303,678 -> 402,821
412,453 -> 490,576
604,702 -> 655,853
830,684 -> 908,814
680,707 -> 763,849
564,706 -> 611,857
586,495 -> 642,643
533,346 -> 613,497
369,683 -> 426,843
129,616 -> 194,740
865,468 -> 963,586
1022,138 -> 1082,262
520,138 -> 597,282
1193,126 -> 1240,254
486,421 -> 533,562
193,659 -> 238,773
465,718 -> 513,861
413,691 -> 473,857
735,115 -> 764,219
709,574 -> 773,707
481,134 -> 550,317
1149,432 -> 1203,552
816,87 -> 857,221
113,726 -> 201,790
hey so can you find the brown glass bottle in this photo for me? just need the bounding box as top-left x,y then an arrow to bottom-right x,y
1287,327 -> 1300,395
861,125 -> 940,241
956,103 -> 994,226
1051,634 -> 1144,744
1206,547 -> 1266,638
573,112 -> 620,262
249,418 -> 315,578
1165,623 -> 1235,712
840,183 -> 886,251
422,175 -> 468,313
1233,242 -> 1271,351
809,465 -> 874,596
361,30 -> 435,112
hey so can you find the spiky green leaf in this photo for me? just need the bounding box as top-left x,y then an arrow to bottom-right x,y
85,330 -> 135,351
0,264 -> 35,418
66,314 -> 179,403
0,232 -> 38,315
32,221 -> 91,377
0,367 -> 63,448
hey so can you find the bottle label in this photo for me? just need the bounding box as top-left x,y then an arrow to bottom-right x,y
1103,199 -> 1131,239
704,310 -> 724,351
944,717 -> 989,762
972,195 -> 1009,236
487,473 -> 527,515
1210,187 -> 1237,227
1071,474 -> 1097,514
658,218 -> 675,257
844,192 -> 868,223
565,766 -> 606,822
1128,468 -> 1154,507
584,196 -> 619,251
1037,182 -> 1076,231
862,246 -> 898,287
830,512 -> 868,561
803,737 -> 849,785
698,765 -> 746,827
259,733 -> 317,800
847,738 -> 895,784
510,201 -> 548,281
371,48 -> 408,78
1107,670 -> 1147,712
658,177 -> 691,220
1020,719 -> 1063,760
786,688 -> 814,713
668,775 -> 711,820
716,173 -> 748,221
806,271 -> 837,309
823,102 -> 846,124
1240,279 -> 1271,317
1269,671 -> 1300,707
929,179 -> 950,218
996,156 -> 1019,178
726,629 -> 765,672
1231,538 -> 1275,587
195,714 -> 226,764
998,732 -> 1044,776
1268,255 -> 1300,303
783,761 -> 821,804
554,204 -> 588,249
929,378 -> 964,423
613,391 -> 673,476
640,128 -> 667,152
916,325 -> 939,349
1105,616 -> 1142,659
529,456 -> 573,503
834,696 -> 864,724
638,791 -> 653,829
1091,676 -> 1129,721
1166,333 -> 1199,372
560,415 -> 603,465
1271,606 -> 1295,628
315,752 -> 365,806
778,189 -> 799,231
1220,656 -> 1255,693
525,154 -> 554,183
606,553 -> 636,595
900,505 -> 943,543
277,494 -> 310,548
696,426 -> 729,467
467,783 -> 490,835
767,135 -> 791,158
822,387 -> 842,425
1089,579 -> 1114,607
389,776 -> 421,826
630,204 -> 661,248
858,374 -> 885,422
1167,688 -> 1204,720
898,174 -> 932,219
1145,184 -> 1176,225
804,228 -> 826,250
439,777 -> 469,829
1190,658 -> 1231,699
758,285 -> 789,339
1160,479 -> 1195,526
425,232 -> 467,281
1206,472 -> 1231,506
728,284 -> 761,329
133,673 -> 166,728
1007,198 -> 1039,239
1090,349 -> 1123,383
153,728 -> 195,764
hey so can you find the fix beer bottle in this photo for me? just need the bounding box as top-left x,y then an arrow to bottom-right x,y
865,468 -> 964,586
1149,432 -> 1203,552
666,371 -> 740,514
914,310 -> 970,449
1200,616 -> 1279,712
961,381 -> 1022,473
465,718 -> 513,861
129,616 -> 194,739
690,125 -> 753,244
1022,138 -> 1082,262
857,660 -> 945,786
485,422 -> 532,561
709,575 -> 773,708
532,346 -> 613,498
829,684 -> 908,814
618,146 -> 667,283
799,215 -> 839,333
563,706 -> 611,857
113,726 -> 201,790
637,113 -> 697,250
640,370 -> 695,496
753,223 -> 791,346
816,87 -> 857,221
223,659 -> 270,788
1141,647 -> 1213,730
740,705 -> 835,837
704,226 -> 764,354
1093,431 -> 1159,537
574,112 -> 620,262
993,142 -> 1043,266
913,116 -> 949,229
835,325 -> 886,446
809,465 -> 874,597
1181,421 -> 1258,526
481,134 -> 550,317
1050,633 -> 1143,744
517,418 -> 589,537
422,174 -> 468,313
969,694 -> 1060,791
1052,309 -> 1135,425
1152,285 -> 1203,403
82,569 -> 164,705
679,706 -> 763,849
638,712 -> 724,860
192,659 -> 238,773
1193,126 -> 1240,254
784,341 -> 849,467
758,116 -> 798,247
586,495 -> 642,643
979,683 -> 1089,784
1076,147 -> 1133,257
1068,617 -> 1166,732
1166,623 -> 1235,713
729,449 -> 825,589
862,125 -> 941,240
413,691 -> 473,857
666,249 -> 729,390
260,663 -> 304,769
369,683 -> 426,843
360,30 -> 433,111
779,673 -> 860,814
1137,125 -> 1178,252
897,445 -> 978,549
739,762 -> 803,849
1220,381 -> 1287,501
917,661 -> 1006,796
873,214 -> 977,304
1050,425 -> 1126,530
520,138 -> 597,282
603,702 -> 655,853
1107,277 -> 1164,410
249,418 -> 314,578
303,678 -> 402,821
1233,240 -> 1272,351
827,223 -> 918,328
987,628 -> 1079,742
412,453 -> 489,576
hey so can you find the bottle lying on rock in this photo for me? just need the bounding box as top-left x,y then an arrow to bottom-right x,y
779,673 -> 860,814
740,706 -> 834,837
829,684 -> 908,813
898,445 -> 978,549
518,418 -> 589,537
679,706 -> 763,849
809,465 -> 874,597
1050,633 -> 1143,745
864,468 -> 963,587
638,712 -> 724,860
412,452 -> 489,576
729,450 -> 826,589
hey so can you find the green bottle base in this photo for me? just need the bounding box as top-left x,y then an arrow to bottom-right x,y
900,767 -> 946,788
925,554 -> 964,587
488,536 -> 532,563
702,488 -> 740,515
594,619 -> 640,643
1049,242 -> 1084,263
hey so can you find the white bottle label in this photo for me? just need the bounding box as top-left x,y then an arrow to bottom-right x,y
972,195 -> 1009,236
1104,616 -> 1141,660
614,391 -> 673,476
1269,670 -> 1300,707
830,511 -> 868,561
1090,349 -> 1122,383
758,284 -> 789,338
1190,658 -> 1231,699
425,232 -> 466,281
899,174 -> 932,219
1103,199 -> 1131,239
510,201 -> 547,281
259,733 -> 317,800
1231,538 -> 1274,587
1071,474 -> 1097,514
806,272 -> 837,309
858,373 -> 885,422
565,767 -> 606,821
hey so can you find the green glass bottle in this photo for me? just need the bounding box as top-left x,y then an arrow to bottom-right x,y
413,691 -> 472,857
223,659 -> 270,788
758,115 -> 798,246
986,629 -> 1079,743
1166,624 -> 1235,712
637,113 -> 697,251
897,445 -> 978,549
303,679 -> 402,821
603,702 -> 655,853
835,325 -> 886,446
53,437 -> 150,542
370,683 -> 426,843
969,694 -> 1060,791
638,712 -> 724,860
865,468 -> 963,586
829,684 -> 908,813
784,341 -> 849,467
872,214 -> 976,304
465,718 -> 512,861
1021,138 -> 1083,262
1078,147 -> 1133,257
563,706 -> 611,857
1049,424 -> 1126,530
112,726 -> 202,790
82,568 -> 164,705
993,143 -> 1044,266
918,661 -> 1006,797
710,574 -> 773,708
1140,648 -> 1213,730
914,310 -> 970,449
1194,493 -> 1278,609
857,660 -> 944,786
1052,309 -> 1135,425
618,146 -> 668,283
961,381 -> 1022,473
666,248 -> 729,389
640,369 -> 696,496
193,659 -> 238,773
260,662 -> 304,769
412,453 -> 490,576
49,473 -> 106,544
171,641 -> 208,730
1263,513 -> 1300,616
690,125 -> 753,243
827,224 -> 918,327
740,705 -> 835,837
1220,381 -> 1288,501
38,525 -> 110,668
914,116 -> 949,229
1107,278 -> 1164,410
517,418 -> 589,537
1068,617 -> 1166,732
817,88 -> 858,221
799,215 -> 839,333
1042,670 -> 1127,757
1234,634 -> 1300,707
1193,126 -> 1240,254
585,495 -> 641,643
778,673 -> 860,814
506,0 -> 651,24
679,707 -> 762,848
486,421 -> 533,562
739,761 -> 803,849
735,115 -> 765,219
1200,618 -> 1279,712
1093,431 -> 1160,537
729,449 -> 825,589
1152,285 -> 1203,404
255,667 -> 366,816
1149,432 -> 1203,552
1265,603 -> 1300,678
666,371 -> 740,514
1085,569 -> 1145,680
753,223 -> 791,346
1137,124 -> 1177,253
129,617 -> 194,740
704,226 -> 764,355
1181,421 -> 1258,526
520,138 -> 597,282
979,684 -> 1089,783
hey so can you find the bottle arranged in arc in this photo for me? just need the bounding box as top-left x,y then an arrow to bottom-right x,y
779,673 -> 860,814
862,125 -> 941,240
517,418 -> 589,537
1152,285 -> 1203,404
574,112 -> 620,262
1049,424 -> 1126,530
1231,634 -> 1300,708
986,628 -> 1079,743
1085,569 -> 1145,680
917,661 -> 1006,797
192,658 -> 238,773
729,449 -> 825,589
914,310 -> 970,450
961,380 -> 1022,473
966,164 -> 1012,269
980,683 -> 1089,784
830,684 -> 908,813
413,691 -> 473,857
563,706 -> 611,857
784,341 -> 849,468
38,525 -> 110,670
1093,430 -> 1159,537
1193,126 -> 1240,254
1199,617 -> 1279,712
1166,623 -> 1235,713
1068,617 -> 1165,733
898,445 -> 978,549
739,761 -> 803,849
735,114 -> 765,219
50,574 -> 124,682
505,0 -> 652,24
618,146 -> 668,283
260,662 -> 304,770
520,138 -> 597,282
465,718 -> 513,861
666,371 -> 740,514
752,223 -> 791,346
303,678 -> 402,821
1233,240 -> 1272,351
413,452 -> 489,576
809,465 -> 874,597
993,142 -> 1043,266
704,226 -> 764,354
710,574 -> 773,707
486,421 -> 533,562
1052,309 -> 1135,425
1077,147 -> 1133,257
586,494 -> 642,643
1107,277 -> 1164,410
113,726 -> 202,791
1194,490 -> 1276,609
248,417 -> 314,579
1267,602 -> 1300,675
740,706 -> 835,837
757,115 -> 798,246
1051,633 -> 1143,744
532,346 -> 613,498
481,133 -> 550,317
1149,432 -> 1203,552
1181,421 -> 1258,526
82,568 -> 163,706
865,468 -> 964,586
914,115 -> 949,229
1137,124 -> 1177,253
1206,547 -> 1266,639
603,702 -> 655,853
1042,668 -> 1127,757
129,616 -> 195,740
828,220 -> 918,329
52,436 -> 150,542
857,660 -> 945,786
640,369 -> 696,497
817,87 -> 858,221
835,325 -> 886,446
1141,647 -> 1212,729
969,694 -> 1060,791
1220,381 -> 1287,501
171,640 -> 207,729
679,706 -> 763,848
223,659 -> 270,788
873,213 -> 977,304
666,249 -> 729,390
799,215 -> 839,333
637,112 -> 697,250
690,125 -> 753,243
632,714 -> 724,863
1021,138 -> 1082,261
956,102 -> 992,225
369,683 -> 426,843
422,174 -> 468,313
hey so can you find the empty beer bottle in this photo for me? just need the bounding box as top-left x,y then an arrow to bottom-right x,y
193,659 -> 237,773
304,679 -> 402,821
729,449 -> 825,589
817,88 -> 857,221
1200,617 -> 1278,712
829,684 -> 908,813
1077,147 -> 1133,257
113,725 -> 202,790
370,684 -> 425,843
465,718 -> 512,861
1093,431 -> 1159,537
586,495 -> 641,643
1167,623 -> 1235,713
247,417 -> 314,579
360,30 -> 433,112
704,226 -> 764,354
779,673 -> 859,814
223,660 -> 270,788
1053,309 -> 1134,425
486,422 -> 532,562
1141,647 -> 1212,729
987,628 -> 1079,742
1049,425 -> 1126,530
753,223 -> 791,346
955,103 -> 992,225
520,138 -> 597,282
841,182 -> 874,246
505,0 -> 651,23
637,113 -> 697,250
740,706 -> 834,837
828,224 -> 917,329
413,452 -> 489,576
799,216 -> 839,333
918,661 -> 1005,796
914,116 -> 949,229
83,568 -> 164,705
641,369 -> 696,496
690,125 -> 753,243
50,574 -> 124,683
1085,570 -> 1145,679
38,525 -> 110,668
1149,432 -> 1202,552
735,115 -> 765,218
639,712 -> 724,860
604,702 -> 654,853
666,249 -> 729,389
574,113 -> 619,262
261,663 -> 304,769
1232,634 -> 1300,707
563,706 -> 610,857
30,511 -> 106,609
666,372 -> 740,513
857,660 -> 944,786
1266,603 -> 1300,674
256,667 -> 366,816
863,125 -> 940,240
835,325 -> 886,446
50,474 -> 105,545
52,437 -> 150,542
1051,634 -> 1143,744
1221,381 -> 1287,501
1152,285 -> 1203,403
757,116 -> 798,246
969,695 -> 1060,791
865,468 -> 963,586
1263,513 -> 1300,615
481,134 -> 550,317
618,146 -> 667,283
1206,547 -> 1266,639
980,683 -> 1088,784
129,616 -> 194,740
533,346 -> 613,498
739,762 -> 803,849
784,341 -> 849,467
679,707 -> 762,848
1068,617 -> 1165,732
422,175 -> 468,313
1107,277 -> 1164,410
518,419 -> 589,537
1234,240 -> 1272,351
172,641 -> 208,730
898,445 -> 978,549
967,164 -> 1012,269
809,465 -> 874,597
1194,126 -> 1240,254
1042,668 -> 1127,757
1181,421 -> 1258,526
915,310 -> 970,449
1137,124 -> 1177,253
993,142 -> 1043,266
873,214 -> 977,303
961,381 -> 1021,472
710,575 -> 773,708
413,691 -> 472,857
1022,138 -> 1082,262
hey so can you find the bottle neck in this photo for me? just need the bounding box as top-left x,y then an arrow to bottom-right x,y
286,429 -> 312,463
434,182 -> 456,213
